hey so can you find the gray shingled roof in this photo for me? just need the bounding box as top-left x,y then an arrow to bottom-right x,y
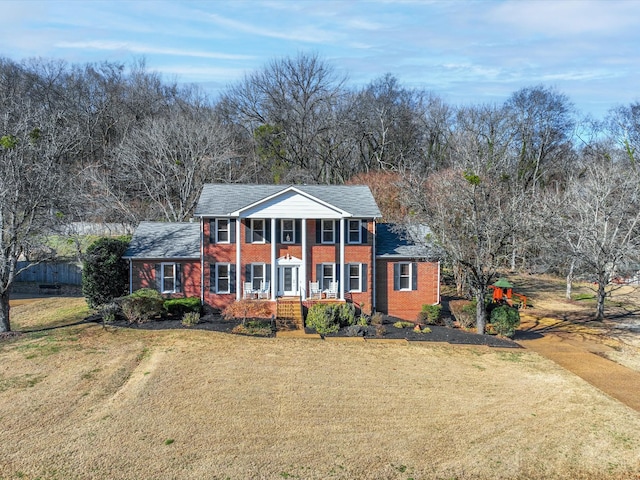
376,223 -> 440,259
194,184 -> 381,218
123,222 -> 200,259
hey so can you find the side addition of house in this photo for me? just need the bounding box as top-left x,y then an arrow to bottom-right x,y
124,184 -> 440,321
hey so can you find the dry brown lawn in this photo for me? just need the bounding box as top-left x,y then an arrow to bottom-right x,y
510,274 -> 640,373
1,297 -> 640,479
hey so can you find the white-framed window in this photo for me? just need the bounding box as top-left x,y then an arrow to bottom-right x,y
216,218 -> 229,243
394,262 -> 415,291
281,219 -> 295,244
251,219 -> 265,243
161,262 -> 176,293
250,263 -> 265,291
321,263 -> 335,290
321,219 -> 335,244
348,263 -> 362,292
216,263 -> 231,294
348,219 -> 362,244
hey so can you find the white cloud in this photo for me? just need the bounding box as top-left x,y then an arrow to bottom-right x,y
55,41 -> 256,61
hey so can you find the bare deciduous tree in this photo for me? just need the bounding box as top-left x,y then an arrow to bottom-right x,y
0,98 -> 77,332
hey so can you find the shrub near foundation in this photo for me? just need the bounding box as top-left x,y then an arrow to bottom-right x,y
120,289 -> 164,324
163,297 -> 201,316
306,303 -> 357,336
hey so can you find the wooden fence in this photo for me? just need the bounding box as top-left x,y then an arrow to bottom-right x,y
15,261 -> 83,285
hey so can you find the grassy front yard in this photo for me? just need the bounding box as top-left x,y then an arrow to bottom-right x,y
0,297 -> 639,479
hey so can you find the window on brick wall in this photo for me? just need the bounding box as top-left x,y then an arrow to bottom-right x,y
216,219 -> 229,243
348,219 -> 362,244
347,263 -> 367,292
316,263 -> 336,290
251,219 -> 265,243
321,219 -> 335,244
211,263 -> 236,294
281,219 -> 295,244
393,262 -> 418,291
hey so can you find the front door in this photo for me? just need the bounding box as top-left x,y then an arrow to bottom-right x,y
278,265 -> 300,296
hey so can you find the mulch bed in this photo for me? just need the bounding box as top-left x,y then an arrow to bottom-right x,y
85,314 -> 519,348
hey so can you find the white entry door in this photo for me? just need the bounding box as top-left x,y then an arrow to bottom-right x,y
278,265 -> 300,296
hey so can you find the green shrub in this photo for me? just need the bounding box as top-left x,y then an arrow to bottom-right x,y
419,304 -> 442,325
306,303 -> 340,337
82,237 -> 130,308
164,297 -> 201,316
490,306 -> 520,338
181,311 -> 200,327
393,321 -> 414,329
356,315 -> 369,326
121,288 -> 164,324
337,303 -> 356,326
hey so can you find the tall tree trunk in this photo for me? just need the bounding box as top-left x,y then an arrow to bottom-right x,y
596,280 -> 606,321
565,259 -> 575,300
475,287 -> 486,335
0,291 -> 10,333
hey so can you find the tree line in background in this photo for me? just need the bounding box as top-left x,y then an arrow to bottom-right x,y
1,52 -> 640,332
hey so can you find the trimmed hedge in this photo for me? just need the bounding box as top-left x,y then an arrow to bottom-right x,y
163,297 -> 201,315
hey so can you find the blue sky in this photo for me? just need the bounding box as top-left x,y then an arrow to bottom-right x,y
2,0 -> 639,119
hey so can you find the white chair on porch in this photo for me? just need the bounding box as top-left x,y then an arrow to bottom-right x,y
244,282 -> 256,299
309,281 -> 321,299
258,280 -> 270,299
324,281 -> 338,299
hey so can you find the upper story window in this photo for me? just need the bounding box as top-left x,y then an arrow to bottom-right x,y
321,219 -> 335,244
281,219 -> 295,244
216,219 -> 229,243
348,219 -> 362,244
251,219 -> 265,243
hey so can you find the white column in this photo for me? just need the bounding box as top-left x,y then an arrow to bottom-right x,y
339,217 -> 345,300
271,218 -> 277,300
235,218 -> 241,300
371,220 -> 376,312
301,218 -> 307,300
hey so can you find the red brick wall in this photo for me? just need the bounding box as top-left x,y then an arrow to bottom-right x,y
202,217 -> 376,311
131,260 -> 201,299
375,260 -> 440,321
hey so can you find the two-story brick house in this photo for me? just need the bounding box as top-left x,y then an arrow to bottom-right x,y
124,184 -> 440,321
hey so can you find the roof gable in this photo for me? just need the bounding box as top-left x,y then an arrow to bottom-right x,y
238,187 -> 347,218
194,184 -> 381,218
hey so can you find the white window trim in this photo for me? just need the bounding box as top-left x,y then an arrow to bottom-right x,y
216,263 -> 231,294
161,262 -> 176,293
216,218 -> 230,243
399,262 -> 412,291
348,219 -> 362,244
321,262 -> 336,290
321,219 -> 335,244
348,263 -> 362,293
251,219 -> 266,244
281,219 -> 295,244
250,262 -> 266,291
